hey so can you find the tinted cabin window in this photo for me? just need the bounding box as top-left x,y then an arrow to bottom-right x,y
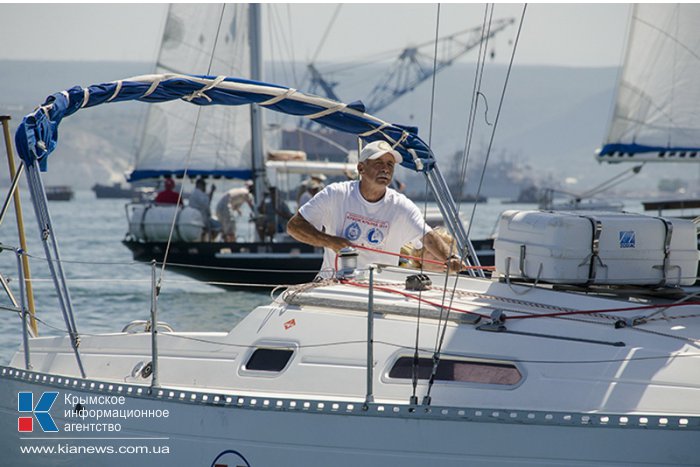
389,357 -> 521,385
246,348 -> 293,372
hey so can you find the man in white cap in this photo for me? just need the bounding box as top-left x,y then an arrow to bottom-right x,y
287,140 -> 462,276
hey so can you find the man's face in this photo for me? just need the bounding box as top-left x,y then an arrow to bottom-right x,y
358,153 -> 396,188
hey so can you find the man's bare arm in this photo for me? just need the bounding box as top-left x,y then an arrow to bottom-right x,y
422,230 -> 464,273
287,213 -> 351,252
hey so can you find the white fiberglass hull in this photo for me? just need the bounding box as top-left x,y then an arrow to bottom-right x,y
1,370 -> 698,466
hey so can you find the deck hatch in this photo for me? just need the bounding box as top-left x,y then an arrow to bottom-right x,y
389,357 -> 521,385
245,348 -> 294,372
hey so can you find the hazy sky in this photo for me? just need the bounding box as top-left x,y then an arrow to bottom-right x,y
0,3 -> 631,67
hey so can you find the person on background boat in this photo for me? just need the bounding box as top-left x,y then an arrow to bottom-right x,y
153,177 -> 182,205
287,140 -> 463,277
189,178 -> 219,241
297,179 -> 324,210
215,181 -> 255,242
295,173 -> 328,205
256,186 -> 294,242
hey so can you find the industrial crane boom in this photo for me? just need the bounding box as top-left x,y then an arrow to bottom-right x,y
365,17 -> 515,114
307,17 -> 514,115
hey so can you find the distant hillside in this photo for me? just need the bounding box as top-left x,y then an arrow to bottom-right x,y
1,60 -> 153,105
0,60 -> 695,194
0,61 -> 152,187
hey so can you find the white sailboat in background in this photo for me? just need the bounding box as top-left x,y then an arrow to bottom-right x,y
1,4 -> 699,466
598,5 -> 700,164
597,3 -> 700,219
542,4 -> 700,216
122,4 -> 356,287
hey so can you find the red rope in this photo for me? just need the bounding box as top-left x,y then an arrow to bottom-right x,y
334,243 -> 495,271
340,277 -> 700,324
333,247 -> 700,324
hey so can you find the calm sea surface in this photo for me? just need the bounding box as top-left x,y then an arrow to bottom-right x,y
0,189 -> 644,364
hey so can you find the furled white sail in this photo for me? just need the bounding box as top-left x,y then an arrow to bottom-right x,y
129,4 -> 253,180
598,4 -> 700,163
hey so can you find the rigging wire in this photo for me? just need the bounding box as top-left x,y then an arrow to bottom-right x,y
410,3 -> 444,405
455,4 -> 493,222
466,3 -> 527,240
285,4 -> 300,86
577,164 -> 644,199
421,3 -> 495,405
424,3 -> 529,405
267,5 -> 299,87
311,4 -> 343,64
298,4 -> 343,89
158,4 -> 227,294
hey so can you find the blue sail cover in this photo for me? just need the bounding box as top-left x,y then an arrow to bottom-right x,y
15,74 -> 436,178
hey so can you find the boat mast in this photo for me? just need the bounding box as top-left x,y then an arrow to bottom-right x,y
249,4 -> 265,226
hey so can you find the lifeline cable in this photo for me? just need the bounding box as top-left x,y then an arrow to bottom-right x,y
28,311 -> 700,363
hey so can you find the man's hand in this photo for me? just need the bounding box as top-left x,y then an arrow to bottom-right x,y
445,255 -> 466,274
327,236 -> 352,252
423,230 -> 465,274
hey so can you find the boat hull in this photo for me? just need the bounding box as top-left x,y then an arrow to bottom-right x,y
92,184 -> 139,199
1,371 -> 697,466
122,239 -> 323,287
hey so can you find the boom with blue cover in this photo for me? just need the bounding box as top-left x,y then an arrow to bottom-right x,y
15,73 -> 436,180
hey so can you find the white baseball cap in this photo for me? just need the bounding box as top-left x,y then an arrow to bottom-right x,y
359,140 -> 402,163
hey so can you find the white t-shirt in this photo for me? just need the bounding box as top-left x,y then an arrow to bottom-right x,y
216,188 -> 252,217
299,180 -> 431,275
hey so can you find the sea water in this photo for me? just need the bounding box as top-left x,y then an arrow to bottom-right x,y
0,189 -> 640,364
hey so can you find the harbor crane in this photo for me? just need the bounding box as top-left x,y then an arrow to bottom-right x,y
307,17 -> 515,115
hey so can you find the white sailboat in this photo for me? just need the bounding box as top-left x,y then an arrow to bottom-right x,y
2,5 -> 700,466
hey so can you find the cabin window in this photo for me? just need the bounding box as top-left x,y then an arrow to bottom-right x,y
245,348 -> 294,372
388,356 -> 521,385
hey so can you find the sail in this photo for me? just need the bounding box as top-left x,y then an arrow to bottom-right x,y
598,4 -> 700,163
128,4 -> 253,181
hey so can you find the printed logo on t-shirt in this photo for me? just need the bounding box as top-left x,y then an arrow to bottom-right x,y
367,227 -> 384,244
342,212 -> 389,246
344,222 -> 362,241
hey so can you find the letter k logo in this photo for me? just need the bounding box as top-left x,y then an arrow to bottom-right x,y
18,392 -> 59,432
